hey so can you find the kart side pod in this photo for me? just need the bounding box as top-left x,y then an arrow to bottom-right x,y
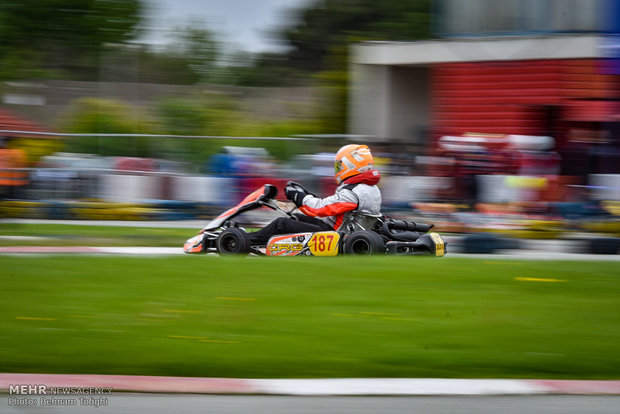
266,231 -> 340,256
385,232 -> 446,256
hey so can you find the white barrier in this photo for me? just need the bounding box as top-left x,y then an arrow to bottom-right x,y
94,173 -> 620,205
477,175 -> 551,203
381,176 -> 451,205
590,174 -> 620,201
478,174 -> 620,203
477,175 -> 518,203
171,175 -> 235,205
97,173 -> 235,205
98,174 -> 161,203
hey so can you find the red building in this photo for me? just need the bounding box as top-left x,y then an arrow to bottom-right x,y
350,34 -> 620,202
0,107 -> 59,165
432,59 -> 620,136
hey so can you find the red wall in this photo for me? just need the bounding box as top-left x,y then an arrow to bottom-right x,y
430,59 -> 620,143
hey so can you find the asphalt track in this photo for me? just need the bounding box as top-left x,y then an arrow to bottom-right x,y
3,394 -> 620,414
2,218 -> 619,260
1,245 -> 619,261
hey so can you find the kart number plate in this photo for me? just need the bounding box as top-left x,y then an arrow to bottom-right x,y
308,232 -> 340,256
429,232 -> 445,257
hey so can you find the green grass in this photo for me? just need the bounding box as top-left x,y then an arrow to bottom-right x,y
0,255 -> 619,379
0,223 -> 193,247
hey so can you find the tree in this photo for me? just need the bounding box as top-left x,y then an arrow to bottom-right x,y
313,44 -> 350,133
172,22 -> 220,84
0,0 -> 142,80
255,0 -> 433,133
98,44 -> 202,85
96,22 -> 222,85
58,97 -> 158,156
282,0 -> 432,73
226,52 -> 303,87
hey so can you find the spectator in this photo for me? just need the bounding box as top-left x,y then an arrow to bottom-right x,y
0,137 -> 29,199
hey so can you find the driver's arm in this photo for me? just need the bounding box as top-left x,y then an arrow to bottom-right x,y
298,189 -> 358,218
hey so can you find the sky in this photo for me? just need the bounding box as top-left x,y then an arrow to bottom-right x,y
141,0 -> 312,53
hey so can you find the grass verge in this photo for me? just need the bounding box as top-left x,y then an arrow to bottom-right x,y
0,223 -> 194,247
1,255 -> 619,379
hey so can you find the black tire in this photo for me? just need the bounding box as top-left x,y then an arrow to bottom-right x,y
216,227 -> 251,255
588,238 -> 619,254
343,230 -> 385,255
462,233 -> 497,254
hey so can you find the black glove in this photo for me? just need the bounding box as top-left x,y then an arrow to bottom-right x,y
285,185 -> 308,207
286,181 -> 313,195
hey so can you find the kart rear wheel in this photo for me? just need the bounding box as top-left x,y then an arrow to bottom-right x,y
216,227 -> 251,255
343,230 -> 385,255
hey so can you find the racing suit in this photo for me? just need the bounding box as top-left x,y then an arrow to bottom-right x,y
248,170 -> 382,245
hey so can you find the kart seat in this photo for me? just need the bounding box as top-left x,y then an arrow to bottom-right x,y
340,211 -> 382,235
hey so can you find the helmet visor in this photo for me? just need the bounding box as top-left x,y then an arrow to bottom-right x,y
334,159 -> 344,175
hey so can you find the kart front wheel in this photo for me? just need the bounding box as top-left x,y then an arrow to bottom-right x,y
216,227 -> 251,255
343,230 -> 385,255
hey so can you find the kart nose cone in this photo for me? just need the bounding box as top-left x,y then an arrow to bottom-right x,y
184,234 -> 205,253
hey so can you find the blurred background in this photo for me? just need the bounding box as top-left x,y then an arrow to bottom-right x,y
0,0 -> 619,247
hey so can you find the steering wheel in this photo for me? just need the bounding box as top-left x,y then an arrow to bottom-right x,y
286,181 -> 306,192
284,181 -> 307,220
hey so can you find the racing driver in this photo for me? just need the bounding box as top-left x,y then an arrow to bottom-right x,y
249,144 -> 382,245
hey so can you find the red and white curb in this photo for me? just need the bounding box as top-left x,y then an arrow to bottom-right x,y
254,378 -> 620,395
1,374 -> 619,395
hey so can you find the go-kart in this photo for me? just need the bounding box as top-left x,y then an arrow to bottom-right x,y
183,183 -> 446,256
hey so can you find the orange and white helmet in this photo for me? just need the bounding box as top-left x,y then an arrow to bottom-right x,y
334,144 -> 374,184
